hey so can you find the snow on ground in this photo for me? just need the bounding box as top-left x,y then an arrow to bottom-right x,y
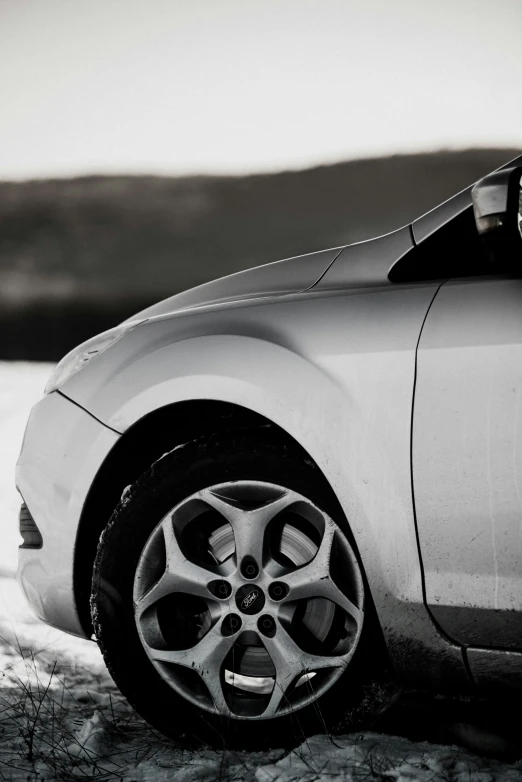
0,361 -> 522,780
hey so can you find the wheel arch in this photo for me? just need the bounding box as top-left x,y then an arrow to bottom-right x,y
71,330 -> 362,637
73,398 -> 345,636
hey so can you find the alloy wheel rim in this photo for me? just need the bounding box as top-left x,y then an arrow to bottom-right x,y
133,480 -> 365,720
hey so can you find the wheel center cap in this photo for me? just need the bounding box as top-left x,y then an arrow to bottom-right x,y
236,584 -> 265,615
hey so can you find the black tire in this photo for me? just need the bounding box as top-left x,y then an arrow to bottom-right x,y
91,428 -> 389,749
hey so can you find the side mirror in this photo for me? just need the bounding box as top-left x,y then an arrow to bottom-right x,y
471,166 -> 522,259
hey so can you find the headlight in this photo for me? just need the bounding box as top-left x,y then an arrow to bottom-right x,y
44,322 -> 144,395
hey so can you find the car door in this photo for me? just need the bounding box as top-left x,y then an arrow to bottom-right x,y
414,275 -> 522,649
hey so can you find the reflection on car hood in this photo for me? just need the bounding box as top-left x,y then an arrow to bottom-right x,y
125,246 -> 343,321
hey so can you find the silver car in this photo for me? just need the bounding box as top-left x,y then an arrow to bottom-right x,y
16,156 -> 522,747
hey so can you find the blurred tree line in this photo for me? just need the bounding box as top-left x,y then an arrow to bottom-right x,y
0,148 -> 515,360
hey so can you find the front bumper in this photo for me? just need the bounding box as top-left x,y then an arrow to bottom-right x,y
16,392 -> 119,637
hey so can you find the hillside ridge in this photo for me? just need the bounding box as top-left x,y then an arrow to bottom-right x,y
1,148 -> 517,359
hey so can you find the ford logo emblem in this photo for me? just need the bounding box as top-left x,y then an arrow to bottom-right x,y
241,590 -> 259,610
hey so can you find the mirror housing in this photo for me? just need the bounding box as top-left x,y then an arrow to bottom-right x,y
471,166 -> 522,260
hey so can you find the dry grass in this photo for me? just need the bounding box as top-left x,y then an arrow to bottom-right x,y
0,635 -> 163,780
0,629 -> 282,781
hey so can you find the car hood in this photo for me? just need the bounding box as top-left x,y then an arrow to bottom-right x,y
125,246 -> 343,321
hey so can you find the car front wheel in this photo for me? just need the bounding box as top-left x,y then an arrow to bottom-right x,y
91,429 -> 383,748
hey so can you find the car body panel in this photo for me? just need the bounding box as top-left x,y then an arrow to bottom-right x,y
53,281 -> 468,686
125,246 -> 343,321
412,187 -> 472,244
16,392 -> 119,636
466,647 -> 522,694
414,277 -> 522,649
125,225 -> 413,324
314,225 -> 412,290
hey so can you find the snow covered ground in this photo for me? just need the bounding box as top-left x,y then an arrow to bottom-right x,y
0,361 -> 521,780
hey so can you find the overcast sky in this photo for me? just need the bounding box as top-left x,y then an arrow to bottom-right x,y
1,0 -> 521,180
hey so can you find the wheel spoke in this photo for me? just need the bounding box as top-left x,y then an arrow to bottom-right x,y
136,570 -> 178,614
284,570 -> 362,625
144,625 -> 235,713
282,522 -> 362,625
202,489 -> 297,566
262,622 -> 344,717
262,660 -> 296,717
135,517 -> 217,613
